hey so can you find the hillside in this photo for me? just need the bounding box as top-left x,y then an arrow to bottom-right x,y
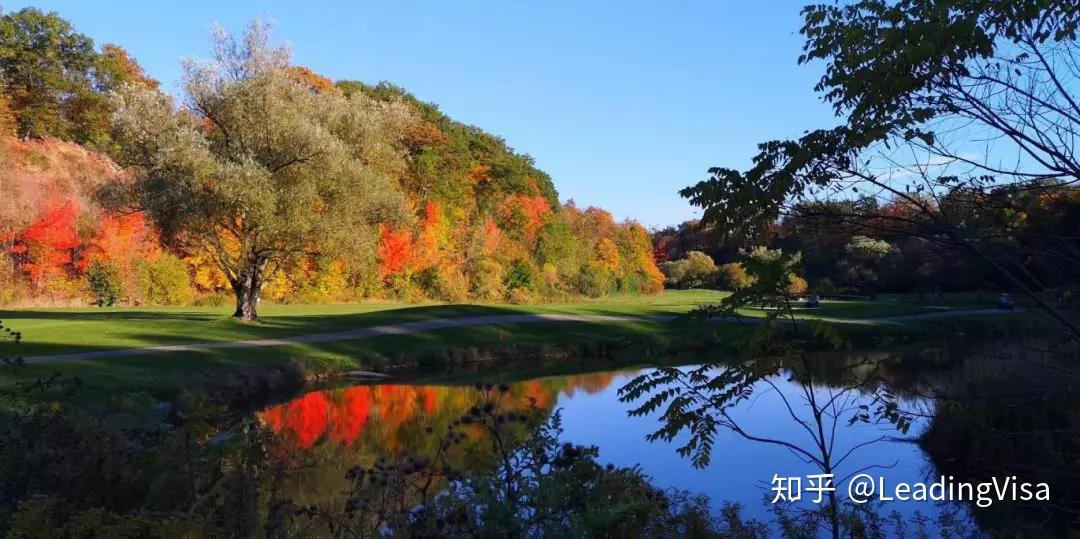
0,10 -> 662,308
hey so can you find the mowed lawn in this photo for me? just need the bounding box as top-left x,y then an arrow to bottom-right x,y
0,290 -> 1006,401
0,289 -> 999,359
1,290 -> 727,358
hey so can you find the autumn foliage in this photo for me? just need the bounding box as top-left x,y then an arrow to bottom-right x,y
0,13 -> 664,307
13,198 -> 81,286
258,372 -> 624,451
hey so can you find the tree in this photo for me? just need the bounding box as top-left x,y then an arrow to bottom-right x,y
659,250 -> 716,289
0,87 -> 14,137
96,44 -> 159,91
106,23 -> 407,319
716,262 -> 754,290
681,1 -> 1080,337
0,8 -> 97,140
13,198 -> 80,287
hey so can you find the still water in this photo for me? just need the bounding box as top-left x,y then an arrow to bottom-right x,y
256,346 -> 1075,534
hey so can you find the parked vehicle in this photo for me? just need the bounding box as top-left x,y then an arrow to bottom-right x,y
998,293 -> 1015,310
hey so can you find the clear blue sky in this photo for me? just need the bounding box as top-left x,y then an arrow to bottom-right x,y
7,0 -> 837,228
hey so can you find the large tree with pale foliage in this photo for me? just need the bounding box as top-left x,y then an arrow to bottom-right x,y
107,23 -> 412,319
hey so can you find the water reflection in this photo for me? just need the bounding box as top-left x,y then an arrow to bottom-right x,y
256,343 -> 1079,536
259,371 -> 624,452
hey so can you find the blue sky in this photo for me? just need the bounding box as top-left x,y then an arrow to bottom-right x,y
7,0 -> 837,228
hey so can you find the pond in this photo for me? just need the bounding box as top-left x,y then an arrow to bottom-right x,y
256,343 -> 1078,535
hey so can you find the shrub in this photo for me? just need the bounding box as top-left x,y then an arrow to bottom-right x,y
814,277 -> 837,295
616,274 -> 643,294
639,271 -> 664,295
417,265 -> 470,302
468,259 -> 505,302
660,259 -> 689,286
135,254 -> 195,306
576,263 -> 615,298
86,261 -> 122,306
387,274 -> 424,302
504,259 -> 536,292
0,256 -> 26,305
192,292 -> 230,307
716,262 -> 754,290
786,274 -> 809,296
660,251 -> 716,289
507,286 -> 535,304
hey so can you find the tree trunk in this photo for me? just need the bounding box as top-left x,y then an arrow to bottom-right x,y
231,257 -> 267,321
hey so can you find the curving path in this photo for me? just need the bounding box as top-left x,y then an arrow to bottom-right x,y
17,309 -> 1021,365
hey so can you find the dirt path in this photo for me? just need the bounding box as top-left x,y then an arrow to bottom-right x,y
18,309 -> 1020,365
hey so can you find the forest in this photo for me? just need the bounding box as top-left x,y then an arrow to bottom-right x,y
0,9 -> 662,317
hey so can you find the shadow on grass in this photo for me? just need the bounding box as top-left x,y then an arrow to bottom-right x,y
0,309 -> 225,322
3,302 -> 705,355
1,319 -> 710,406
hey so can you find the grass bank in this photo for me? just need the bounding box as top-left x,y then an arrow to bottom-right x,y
0,290 -> 1025,403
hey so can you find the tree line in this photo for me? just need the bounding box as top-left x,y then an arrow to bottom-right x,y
655,180 -> 1079,298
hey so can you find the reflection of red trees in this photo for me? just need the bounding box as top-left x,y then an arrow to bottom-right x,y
259,391 -> 331,449
422,388 -> 437,415
329,386 -> 372,447
259,374 -> 628,452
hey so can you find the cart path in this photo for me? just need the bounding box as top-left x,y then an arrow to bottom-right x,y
17,308 -> 1021,365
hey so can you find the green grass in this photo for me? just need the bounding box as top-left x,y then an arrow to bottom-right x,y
0,289 -> 1013,402
0,290 -> 725,358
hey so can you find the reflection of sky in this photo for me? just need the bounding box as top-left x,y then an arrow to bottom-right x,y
556,369 -> 963,523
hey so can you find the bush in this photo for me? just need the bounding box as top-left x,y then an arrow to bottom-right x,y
660,259 -> 689,286
135,254 -> 195,306
507,287 -> 535,304
786,274 -> 809,296
504,259 -> 536,292
576,263 -> 615,298
716,262 -> 754,290
616,274 -> 643,294
192,292 -> 230,307
0,256 -> 26,305
659,251 -> 716,289
86,261 -> 122,306
387,274 -> 424,302
468,259 -> 506,302
814,277 -> 837,295
416,265 -> 470,302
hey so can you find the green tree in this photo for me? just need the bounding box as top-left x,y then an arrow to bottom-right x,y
0,7 -> 98,139
85,261 -> 121,307
534,219 -> 581,280
106,23 -> 407,320
660,250 -> 716,289
135,254 -> 194,306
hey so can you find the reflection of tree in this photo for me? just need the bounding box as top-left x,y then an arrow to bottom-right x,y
620,346 -> 910,538
269,384 -> 715,537
916,344 -> 1080,535
258,371 -> 627,455
620,262 -> 915,538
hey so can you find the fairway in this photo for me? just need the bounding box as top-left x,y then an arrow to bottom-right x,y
1,290 -> 1004,359
1,290 -> 728,358
0,289 -> 1019,404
